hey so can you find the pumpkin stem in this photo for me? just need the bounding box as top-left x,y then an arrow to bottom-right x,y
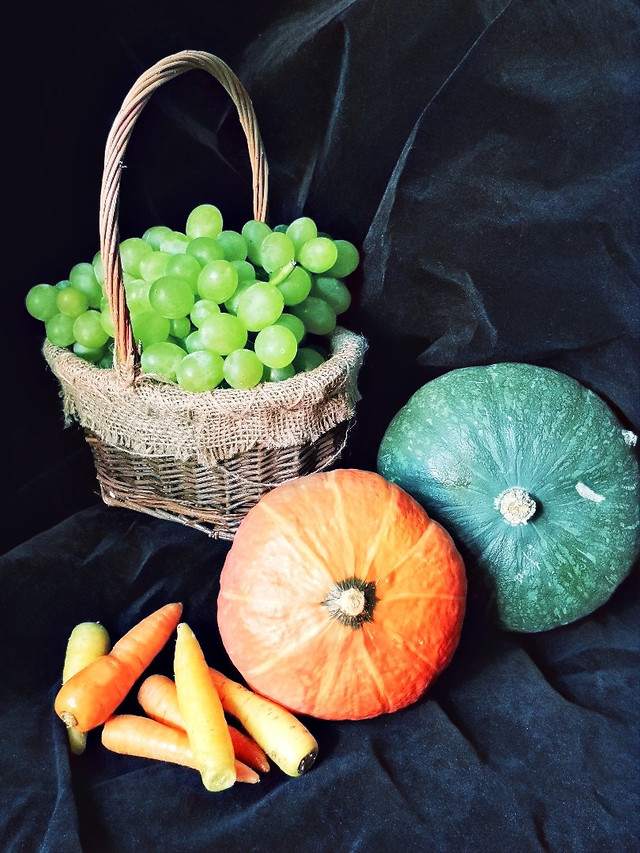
495,486 -> 537,526
323,578 -> 377,629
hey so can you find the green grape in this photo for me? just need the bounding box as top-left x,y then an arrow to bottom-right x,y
26,283 -> 59,321
56,286 -> 89,318
143,225 -> 172,249
92,252 -> 105,285
276,265 -> 312,306
97,350 -> 115,369
223,348 -> 264,389
140,341 -> 186,381
327,239 -> 360,278
69,262 -> 103,308
166,253 -> 201,292
310,276 -> 352,314
197,260 -> 238,303
148,276 -> 195,319
217,230 -> 248,262
120,237 -> 153,277
139,250 -> 170,282
259,231 -> 295,273
293,346 -> 326,372
125,279 -> 153,314
73,341 -> 106,363
73,310 -> 110,349
254,325 -> 298,369
241,220 -> 272,265
264,363 -> 296,382
273,223 -> 288,233
184,328 -> 205,353
55,279 -> 71,289
170,316 -> 192,338
199,312 -> 248,355
298,237 -> 339,274
45,313 -> 76,347
236,282 -> 284,331
286,216 -> 317,251
274,312 -> 306,344
177,350 -> 224,391
100,308 -> 115,338
186,204 -> 223,239
131,311 -> 171,348
224,279 -> 256,315
290,296 -> 336,336
190,298 -> 220,328
231,260 -> 258,282
186,236 -> 225,267
159,230 -> 190,254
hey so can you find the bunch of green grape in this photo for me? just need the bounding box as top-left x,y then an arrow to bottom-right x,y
25,204 -> 359,391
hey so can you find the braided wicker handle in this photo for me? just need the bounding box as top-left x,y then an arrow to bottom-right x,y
99,50 -> 269,372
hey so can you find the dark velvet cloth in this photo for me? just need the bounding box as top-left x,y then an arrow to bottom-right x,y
3,1 -> 639,851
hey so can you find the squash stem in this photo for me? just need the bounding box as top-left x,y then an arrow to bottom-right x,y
495,487 -> 537,526
323,578 -> 377,629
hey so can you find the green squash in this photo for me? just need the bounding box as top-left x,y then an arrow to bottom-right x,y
377,363 -> 640,632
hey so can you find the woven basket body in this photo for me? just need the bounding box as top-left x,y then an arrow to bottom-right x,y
43,51 -> 366,538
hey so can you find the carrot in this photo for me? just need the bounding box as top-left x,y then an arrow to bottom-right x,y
137,673 -> 270,773
61,621 -> 111,755
54,603 -> 183,732
101,715 -> 259,784
174,623 -> 236,792
209,668 -> 319,777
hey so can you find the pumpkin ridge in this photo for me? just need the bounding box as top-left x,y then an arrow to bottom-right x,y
381,591 -> 465,604
243,614 -> 334,680
373,518 -> 445,586
311,626 -> 361,717
357,628 -> 394,714
358,479 -> 400,584
256,499 -> 337,586
327,472 -> 359,574
380,624 -> 447,676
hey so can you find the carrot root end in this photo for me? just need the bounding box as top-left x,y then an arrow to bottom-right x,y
201,766 -> 237,792
60,711 -> 79,729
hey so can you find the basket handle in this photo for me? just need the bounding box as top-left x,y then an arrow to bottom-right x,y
99,50 -> 269,374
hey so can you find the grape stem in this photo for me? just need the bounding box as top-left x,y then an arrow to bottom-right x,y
269,260 -> 297,287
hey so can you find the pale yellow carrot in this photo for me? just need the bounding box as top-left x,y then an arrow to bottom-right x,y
101,715 -> 259,783
137,673 -> 270,773
61,622 -> 111,754
209,668 -> 319,777
174,623 -> 236,792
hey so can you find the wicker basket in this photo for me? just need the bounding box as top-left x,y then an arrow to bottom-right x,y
43,50 -> 367,538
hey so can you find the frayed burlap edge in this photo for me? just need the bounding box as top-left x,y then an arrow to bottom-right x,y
43,327 -> 367,464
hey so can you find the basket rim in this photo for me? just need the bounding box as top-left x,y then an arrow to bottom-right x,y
43,326 -> 367,463
43,325 -> 367,408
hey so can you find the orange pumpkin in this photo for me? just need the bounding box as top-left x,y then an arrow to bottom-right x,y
217,469 -> 466,720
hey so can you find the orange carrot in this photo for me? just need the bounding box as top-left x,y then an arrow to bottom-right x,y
54,603 -> 183,732
101,715 -> 259,784
61,622 -> 111,755
174,623 -> 236,792
137,673 -> 270,773
209,667 -> 319,777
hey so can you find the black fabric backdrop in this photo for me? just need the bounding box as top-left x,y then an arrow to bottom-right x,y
2,1 -> 639,851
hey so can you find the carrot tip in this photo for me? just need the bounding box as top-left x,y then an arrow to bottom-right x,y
201,767 -> 237,792
60,711 -> 78,728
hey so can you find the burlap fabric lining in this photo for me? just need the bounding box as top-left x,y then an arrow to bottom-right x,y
43,327 -> 367,465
